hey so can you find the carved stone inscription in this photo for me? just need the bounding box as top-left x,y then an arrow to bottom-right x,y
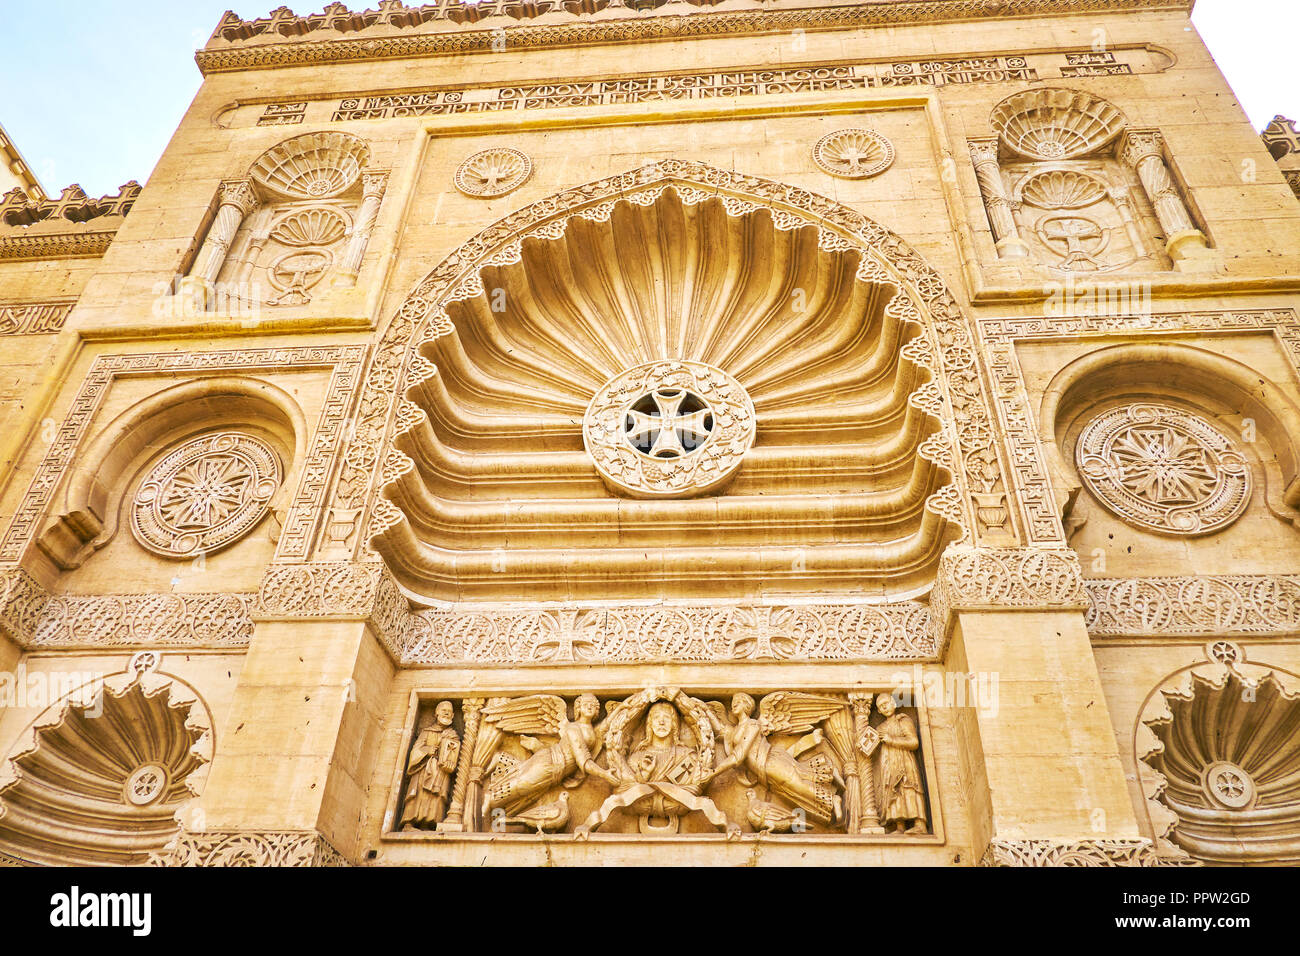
396,688 -> 930,838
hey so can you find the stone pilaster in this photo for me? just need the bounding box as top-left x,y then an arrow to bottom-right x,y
968,139 -> 1030,259
174,561 -> 401,865
332,170 -> 388,287
181,179 -> 259,310
932,545 -> 1142,862
1119,129 -> 1214,270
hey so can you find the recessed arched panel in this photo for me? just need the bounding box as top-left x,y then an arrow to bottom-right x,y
0,665 -> 213,866
36,376 -> 308,570
355,161 -> 1005,603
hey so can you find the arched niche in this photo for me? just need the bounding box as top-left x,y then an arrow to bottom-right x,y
0,660 -> 213,866
351,160 -> 1007,603
1041,342 -> 1300,539
1136,643 -> 1300,865
36,375 -> 308,570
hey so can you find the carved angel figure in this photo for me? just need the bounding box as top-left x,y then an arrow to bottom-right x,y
400,700 -> 461,830
481,693 -> 618,817
873,693 -> 928,834
702,692 -> 845,826
576,687 -> 731,835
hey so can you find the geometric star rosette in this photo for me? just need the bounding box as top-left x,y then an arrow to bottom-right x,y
1076,403 -> 1251,536
583,360 -> 756,499
131,432 -> 282,557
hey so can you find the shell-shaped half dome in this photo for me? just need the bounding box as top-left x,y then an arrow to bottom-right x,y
991,88 -> 1127,161
375,185 -> 960,602
1143,669 -> 1300,863
1018,168 -> 1109,209
0,675 -> 210,865
270,207 -> 350,247
250,131 -> 371,200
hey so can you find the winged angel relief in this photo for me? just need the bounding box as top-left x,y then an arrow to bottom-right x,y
398,688 -> 929,837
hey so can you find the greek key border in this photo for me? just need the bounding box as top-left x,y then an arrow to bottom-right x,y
977,308 -> 1300,546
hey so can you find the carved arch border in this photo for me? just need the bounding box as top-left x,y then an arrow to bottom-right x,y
1132,643 -> 1300,862
331,159 -> 1015,563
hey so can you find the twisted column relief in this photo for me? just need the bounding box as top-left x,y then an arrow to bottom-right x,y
1119,129 -> 1211,264
968,139 -> 1029,259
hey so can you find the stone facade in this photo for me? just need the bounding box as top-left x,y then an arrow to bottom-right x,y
0,0 -> 1298,867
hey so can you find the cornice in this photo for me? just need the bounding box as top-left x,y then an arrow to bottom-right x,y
195,0 -> 1194,74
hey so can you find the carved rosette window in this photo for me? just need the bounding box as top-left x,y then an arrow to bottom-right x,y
0,664 -> 212,866
1139,646 -> 1300,864
584,360 -> 756,498
131,431 -> 282,558
1075,403 -> 1251,536
812,129 -> 895,180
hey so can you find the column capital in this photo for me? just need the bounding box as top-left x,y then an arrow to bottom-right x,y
217,178 -> 260,217
361,169 -> 390,200
930,545 -> 1087,643
967,138 -> 1001,165
1118,128 -> 1166,168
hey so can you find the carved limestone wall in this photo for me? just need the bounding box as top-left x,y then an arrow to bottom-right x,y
389,686 -> 934,840
326,160 -> 1017,608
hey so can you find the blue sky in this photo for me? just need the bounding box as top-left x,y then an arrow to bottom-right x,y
0,0 -> 1295,197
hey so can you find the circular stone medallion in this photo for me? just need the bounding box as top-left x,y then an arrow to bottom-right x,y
1202,760 -> 1255,810
583,360 -> 756,499
124,763 -> 169,807
454,147 -> 533,198
1075,403 -> 1251,536
131,432 -> 282,558
812,128 -> 896,179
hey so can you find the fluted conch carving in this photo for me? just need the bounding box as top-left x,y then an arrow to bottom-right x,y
270,207 -> 349,246
1018,169 -> 1109,209
249,130 -> 372,200
991,88 -> 1127,161
373,185 -> 959,601
0,666 -> 212,866
1142,660 -> 1300,864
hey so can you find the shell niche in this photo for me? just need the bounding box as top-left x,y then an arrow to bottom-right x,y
250,131 -> 372,201
991,88 -> 1128,161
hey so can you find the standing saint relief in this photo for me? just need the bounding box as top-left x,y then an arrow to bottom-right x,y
396,688 -> 929,837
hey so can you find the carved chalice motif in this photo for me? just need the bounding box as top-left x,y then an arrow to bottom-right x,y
1037,214 -> 1109,271
267,248 -> 332,305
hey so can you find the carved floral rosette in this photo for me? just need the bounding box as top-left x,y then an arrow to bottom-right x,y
1076,403 -> 1251,536
131,431 -> 282,558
